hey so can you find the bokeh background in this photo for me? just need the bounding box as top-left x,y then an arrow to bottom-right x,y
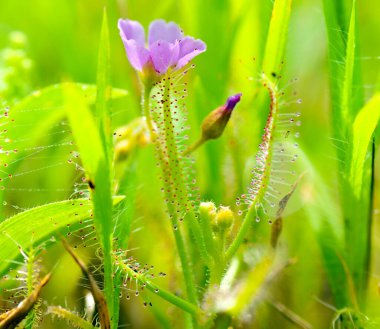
1,0 -> 380,328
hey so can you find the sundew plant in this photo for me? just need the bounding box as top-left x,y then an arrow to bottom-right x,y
1,0 -> 380,328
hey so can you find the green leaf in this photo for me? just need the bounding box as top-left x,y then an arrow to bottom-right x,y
341,0 -> 356,130
322,0 -> 348,120
262,0 -> 292,78
96,9 -> 112,161
64,85 -> 105,180
93,9 -> 115,324
349,93 -> 380,197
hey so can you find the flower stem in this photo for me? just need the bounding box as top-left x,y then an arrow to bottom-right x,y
141,81 -> 199,314
142,85 -> 154,135
225,205 -> 256,262
183,138 -> 205,156
115,255 -> 201,316
160,77 -> 199,306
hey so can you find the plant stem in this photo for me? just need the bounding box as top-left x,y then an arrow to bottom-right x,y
141,82 -> 199,321
115,254 -> 201,317
142,85 -> 154,135
225,205 -> 256,262
183,138 -> 205,156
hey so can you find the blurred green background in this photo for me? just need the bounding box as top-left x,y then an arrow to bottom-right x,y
1,0 -> 380,328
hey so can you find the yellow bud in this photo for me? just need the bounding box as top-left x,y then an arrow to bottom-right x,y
214,206 -> 234,231
199,201 -> 217,220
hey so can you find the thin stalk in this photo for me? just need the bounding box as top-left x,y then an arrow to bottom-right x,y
225,206 -> 256,262
183,138 -> 205,156
25,248 -> 36,329
142,84 -> 155,136
115,255 -> 201,316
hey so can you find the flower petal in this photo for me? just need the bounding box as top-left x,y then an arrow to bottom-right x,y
120,39 -> 150,71
149,40 -> 180,74
148,19 -> 183,45
176,36 -> 206,69
118,19 -> 145,46
225,93 -> 242,112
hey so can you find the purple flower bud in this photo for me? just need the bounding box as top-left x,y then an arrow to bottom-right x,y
118,19 -> 206,76
201,93 -> 242,141
225,93 -> 242,112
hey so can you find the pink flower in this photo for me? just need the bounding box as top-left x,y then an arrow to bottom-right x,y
118,19 -> 206,75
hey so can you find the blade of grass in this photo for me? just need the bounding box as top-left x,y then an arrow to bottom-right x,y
94,9 -> 118,327
349,94 -> 380,198
346,93 -> 380,303
322,0 -> 348,130
262,0 -> 292,79
323,0 -> 369,306
64,80 -> 114,325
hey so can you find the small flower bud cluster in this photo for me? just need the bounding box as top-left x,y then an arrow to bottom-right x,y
199,202 -> 234,234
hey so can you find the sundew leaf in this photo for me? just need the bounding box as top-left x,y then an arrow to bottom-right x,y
9,83 -> 127,151
349,94 -> 380,197
0,199 -> 92,277
0,83 -> 128,217
3,83 -> 127,163
0,196 -> 124,278
262,0 -> 292,78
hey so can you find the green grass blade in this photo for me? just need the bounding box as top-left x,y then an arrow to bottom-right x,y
322,0 -> 348,122
262,0 -> 292,78
323,0 -> 369,306
64,85 -> 104,179
94,9 -> 117,326
341,0 -> 356,131
349,94 -> 380,196
64,81 -> 115,325
96,9 -> 112,161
